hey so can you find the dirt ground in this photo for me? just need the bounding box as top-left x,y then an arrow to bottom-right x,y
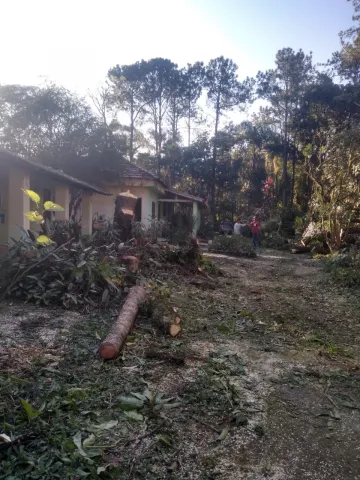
1,249 -> 360,479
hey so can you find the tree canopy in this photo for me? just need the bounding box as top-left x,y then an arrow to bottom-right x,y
1,0 -> 360,244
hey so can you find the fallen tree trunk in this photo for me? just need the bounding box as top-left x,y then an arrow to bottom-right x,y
291,246 -> 311,254
99,286 -> 146,359
121,255 -> 140,273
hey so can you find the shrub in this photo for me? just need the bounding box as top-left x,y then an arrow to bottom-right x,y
262,218 -> 279,235
209,235 -> 256,258
294,215 -> 307,235
0,233 -> 125,308
261,232 -> 288,250
324,250 -> 360,287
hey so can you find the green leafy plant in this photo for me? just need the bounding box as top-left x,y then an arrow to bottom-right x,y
118,389 -> 181,417
23,189 -> 64,245
0,238 -> 125,307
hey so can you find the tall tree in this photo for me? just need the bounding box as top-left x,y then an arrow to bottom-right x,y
181,62 -> 205,146
204,56 -> 253,219
331,0 -> 360,82
0,83 -> 99,164
167,67 -> 185,144
257,48 -> 313,208
142,58 -> 178,175
88,84 -> 120,150
108,61 -> 149,162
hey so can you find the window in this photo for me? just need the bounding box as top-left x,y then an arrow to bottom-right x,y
151,202 -> 156,220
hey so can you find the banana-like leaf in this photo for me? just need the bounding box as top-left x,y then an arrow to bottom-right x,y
25,211 -> 44,222
23,189 -> 40,205
43,201 -> 64,212
36,235 -> 53,245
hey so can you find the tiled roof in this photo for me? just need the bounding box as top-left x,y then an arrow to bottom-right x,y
113,163 -> 204,203
165,188 -> 204,203
117,162 -> 164,183
0,149 -> 110,195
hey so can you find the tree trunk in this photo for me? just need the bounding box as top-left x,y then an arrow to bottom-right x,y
211,98 -> 220,222
290,154 -> 296,209
157,98 -> 163,177
188,99 -> 191,147
129,99 -> 134,162
282,102 -> 288,208
99,286 -> 146,359
291,245 -> 311,254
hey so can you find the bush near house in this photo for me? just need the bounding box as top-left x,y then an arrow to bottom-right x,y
0,236 -> 126,307
0,190 -> 126,307
209,235 -> 256,258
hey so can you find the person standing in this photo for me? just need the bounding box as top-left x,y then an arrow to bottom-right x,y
250,216 -> 261,247
234,218 -> 246,235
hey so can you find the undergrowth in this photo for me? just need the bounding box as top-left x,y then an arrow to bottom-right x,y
209,235 -> 256,258
0,312 -> 183,479
261,232 -> 289,251
324,250 -> 360,288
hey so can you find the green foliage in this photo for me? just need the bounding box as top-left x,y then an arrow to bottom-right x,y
324,250 -> 360,288
0,236 -> 125,307
184,350 -> 245,415
23,189 -> 65,245
209,235 -> 256,258
261,218 -> 279,234
118,389 -> 181,417
132,219 -> 170,244
0,316 -> 130,479
261,232 -> 288,250
294,215 -> 307,234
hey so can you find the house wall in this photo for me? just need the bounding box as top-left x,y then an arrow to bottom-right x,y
92,185 -> 160,227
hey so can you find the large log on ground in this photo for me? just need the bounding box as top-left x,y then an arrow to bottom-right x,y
291,246 -> 311,254
99,286 -> 146,359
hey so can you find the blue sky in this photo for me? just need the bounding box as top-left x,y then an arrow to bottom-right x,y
0,0 -> 354,95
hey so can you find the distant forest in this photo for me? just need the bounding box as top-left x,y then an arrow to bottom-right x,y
1,0 -> 360,245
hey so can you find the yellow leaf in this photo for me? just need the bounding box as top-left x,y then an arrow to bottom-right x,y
43,201 -> 64,212
25,211 -> 44,222
170,324 -> 181,337
23,189 -> 40,205
36,235 -> 53,245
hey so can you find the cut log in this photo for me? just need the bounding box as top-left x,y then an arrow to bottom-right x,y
99,286 -> 146,359
121,255 -> 140,273
291,246 -> 311,254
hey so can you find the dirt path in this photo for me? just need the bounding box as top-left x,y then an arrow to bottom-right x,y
1,250 -> 360,479
160,249 -> 360,479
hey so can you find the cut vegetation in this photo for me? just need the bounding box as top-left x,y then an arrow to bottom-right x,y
1,249 -> 360,479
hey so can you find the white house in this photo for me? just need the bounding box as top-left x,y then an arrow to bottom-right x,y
90,162 -> 205,236
0,149 -> 109,246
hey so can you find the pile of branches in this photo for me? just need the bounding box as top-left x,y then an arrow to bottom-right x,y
124,239 -> 214,275
0,234 -> 126,308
